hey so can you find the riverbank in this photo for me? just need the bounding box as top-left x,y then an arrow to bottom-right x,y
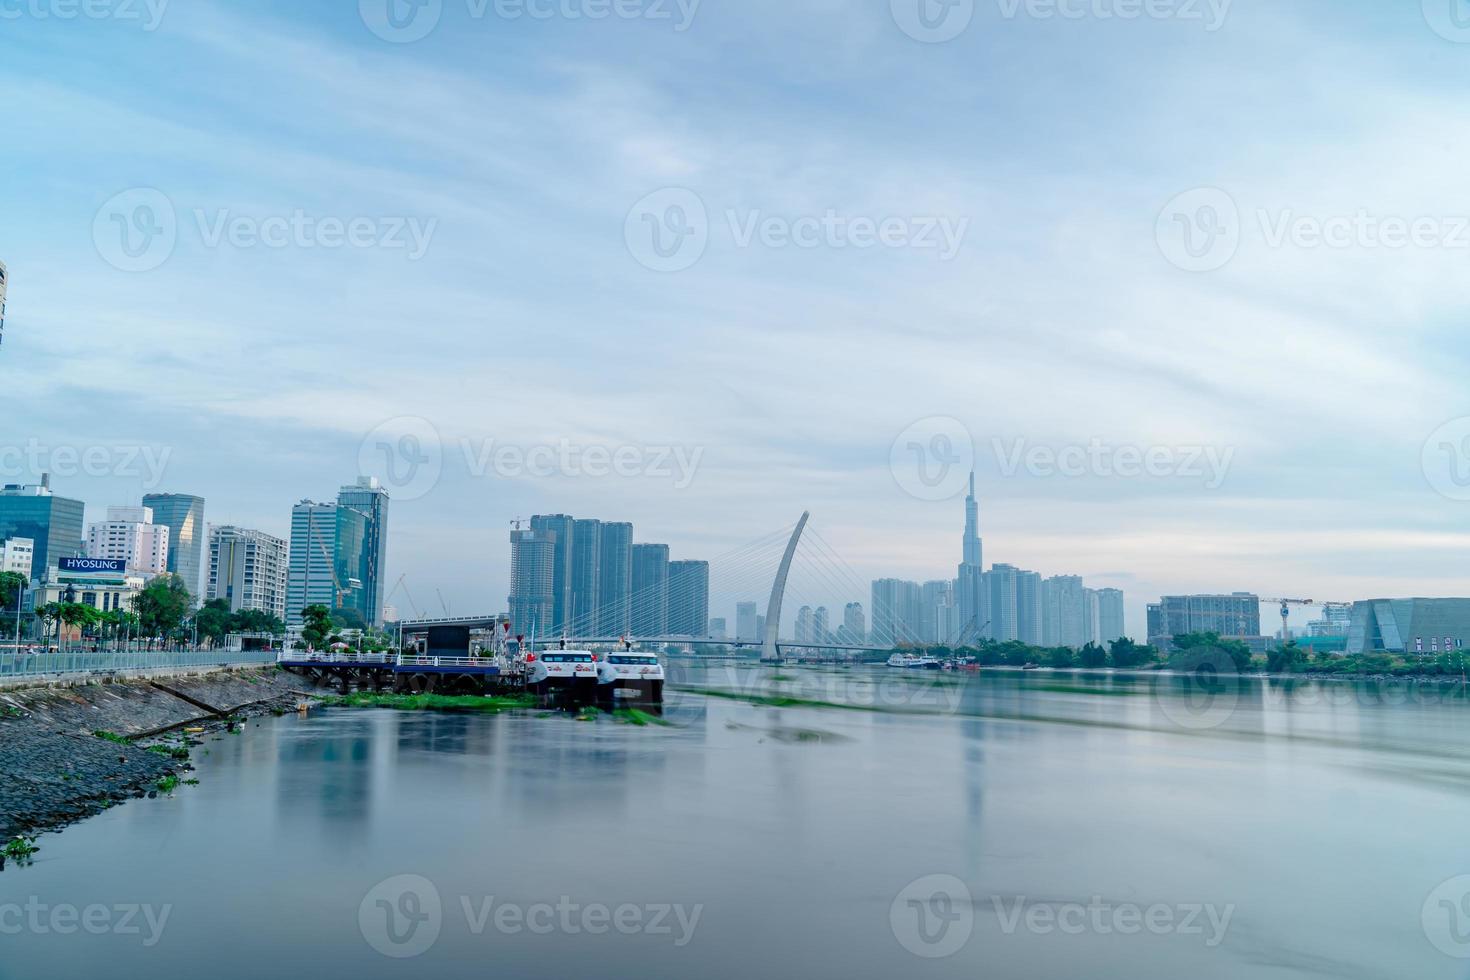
0,667 -> 315,843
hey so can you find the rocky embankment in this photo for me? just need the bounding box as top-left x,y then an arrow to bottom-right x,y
0,667 -> 315,843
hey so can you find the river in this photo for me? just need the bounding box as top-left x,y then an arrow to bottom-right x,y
2,664 -> 1468,979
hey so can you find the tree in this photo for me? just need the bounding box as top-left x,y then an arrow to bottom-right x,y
134,574 -> 193,647
194,599 -> 235,649
1078,642 -> 1108,668
300,604 -> 334,651
36,602 -> 63,648
1109,637 -> 1157,669
59,603 -> 102,647
0,571 -> 26,612
1047,647 -> 1076,669
1266,642 -> 1304,674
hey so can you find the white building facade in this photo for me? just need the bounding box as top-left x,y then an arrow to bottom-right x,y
208,526 -> 289,621
86,506 -> 170,577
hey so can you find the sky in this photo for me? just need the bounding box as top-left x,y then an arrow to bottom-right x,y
3,0 -> 1470,637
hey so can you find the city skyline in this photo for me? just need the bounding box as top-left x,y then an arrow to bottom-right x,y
4,3 -> 1469,643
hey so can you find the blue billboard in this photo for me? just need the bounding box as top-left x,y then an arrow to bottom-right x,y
59,557 -> 126,574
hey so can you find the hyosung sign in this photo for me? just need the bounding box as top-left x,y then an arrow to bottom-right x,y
59,557 -> 127,575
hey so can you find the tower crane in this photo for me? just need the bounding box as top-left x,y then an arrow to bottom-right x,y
1261,598 -> 1352,642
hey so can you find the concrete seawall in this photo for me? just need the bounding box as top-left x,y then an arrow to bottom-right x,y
0,667 -> 318,841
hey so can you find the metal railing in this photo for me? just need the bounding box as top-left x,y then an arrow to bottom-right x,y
277,652 -> 507,670
0,649 -> 279,680
277,652 -> 394,665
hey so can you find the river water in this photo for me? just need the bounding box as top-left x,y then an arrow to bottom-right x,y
3,665 -> 1469,979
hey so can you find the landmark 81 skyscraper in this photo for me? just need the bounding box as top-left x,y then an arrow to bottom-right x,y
956,471 -> 986,643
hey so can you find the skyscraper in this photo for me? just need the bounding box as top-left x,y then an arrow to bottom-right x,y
1042,575 -> 1088,648
921,580 -> 954,644
843,602 -> 865,644
142,493 -> 206,600
956,471 -> 986,641
986,565 -> 1019,642
1096,588 -> 1125,644
597,522 -> 633,636
208,526 -> 289,621
0,478 -> 84,583
813,606 -> 830,644
530,514 -> 575,632
667,559 -> 710,637
286,501 -> 340,627
795,605 -> 814,643
737,601 -> 760,641
509,525 -> 557,638
631,543 -> 670,636
1016,569 -> 1043,645
337,478 -> 390,627
871,578 -> 923,646
570,518 -> 601,632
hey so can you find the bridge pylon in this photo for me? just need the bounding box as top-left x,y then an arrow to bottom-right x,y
761,512 -> 810,663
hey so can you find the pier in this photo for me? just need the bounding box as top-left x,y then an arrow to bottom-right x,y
276,651 -> 523,696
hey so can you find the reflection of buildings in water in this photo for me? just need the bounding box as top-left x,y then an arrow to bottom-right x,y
494,712 -> 676,818
274,714 -> 378,838
393,711 -> 497,757
962,718 -> 986,823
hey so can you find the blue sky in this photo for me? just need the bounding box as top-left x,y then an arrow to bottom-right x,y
4,0 -> 1470,635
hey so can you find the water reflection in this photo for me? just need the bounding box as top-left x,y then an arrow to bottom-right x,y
1,667 -> 1467,980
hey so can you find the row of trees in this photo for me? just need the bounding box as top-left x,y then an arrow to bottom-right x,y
1,573 -> 290,651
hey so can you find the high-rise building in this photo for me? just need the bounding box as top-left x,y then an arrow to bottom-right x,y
1,538 -> 34,579
956,471 -> 987,641
1042,575 -> 1088,649
87,506 -> 170,577
597,522 -> 633,636
142,493 -> 206,600
843,602 -> 866,644
208,526 -> 288,621
287,502 -> 337,627
667,559 -> 710,637
921,580 -> 954,644
814,606 -> 830,644
337,478 -> 390,627
1095,588 -> 1126,645
529,514 -> 574,632
508,525 -> 557,638
737,601 -> 760,641
795,605 -> 814,643
1016,569 -> 1043,645
0,478 -> 84,583
570,518 -> 601,632
631,543 -> 670,636
1150,593 -> 1261,641
709,618 -> 727,640
0,260 -> 8,350
986,565 -> 1020,642
871,578 -> 923,646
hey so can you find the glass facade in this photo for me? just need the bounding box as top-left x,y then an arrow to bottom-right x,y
0,485 -> 85,583
336,479 -> 389,627
142,493 -> 206,601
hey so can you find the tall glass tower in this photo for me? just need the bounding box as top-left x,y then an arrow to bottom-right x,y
337,478 -> 389,627
142,493 -> 206,601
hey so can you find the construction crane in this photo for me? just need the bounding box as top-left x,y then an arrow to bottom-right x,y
1261,598 -> 1352,642
385,575 -> 424,620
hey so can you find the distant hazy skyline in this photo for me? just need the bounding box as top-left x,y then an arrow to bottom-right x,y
5,1 -> 1470,637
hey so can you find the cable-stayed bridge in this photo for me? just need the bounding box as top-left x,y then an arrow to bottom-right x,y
399,512 -> 930,662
